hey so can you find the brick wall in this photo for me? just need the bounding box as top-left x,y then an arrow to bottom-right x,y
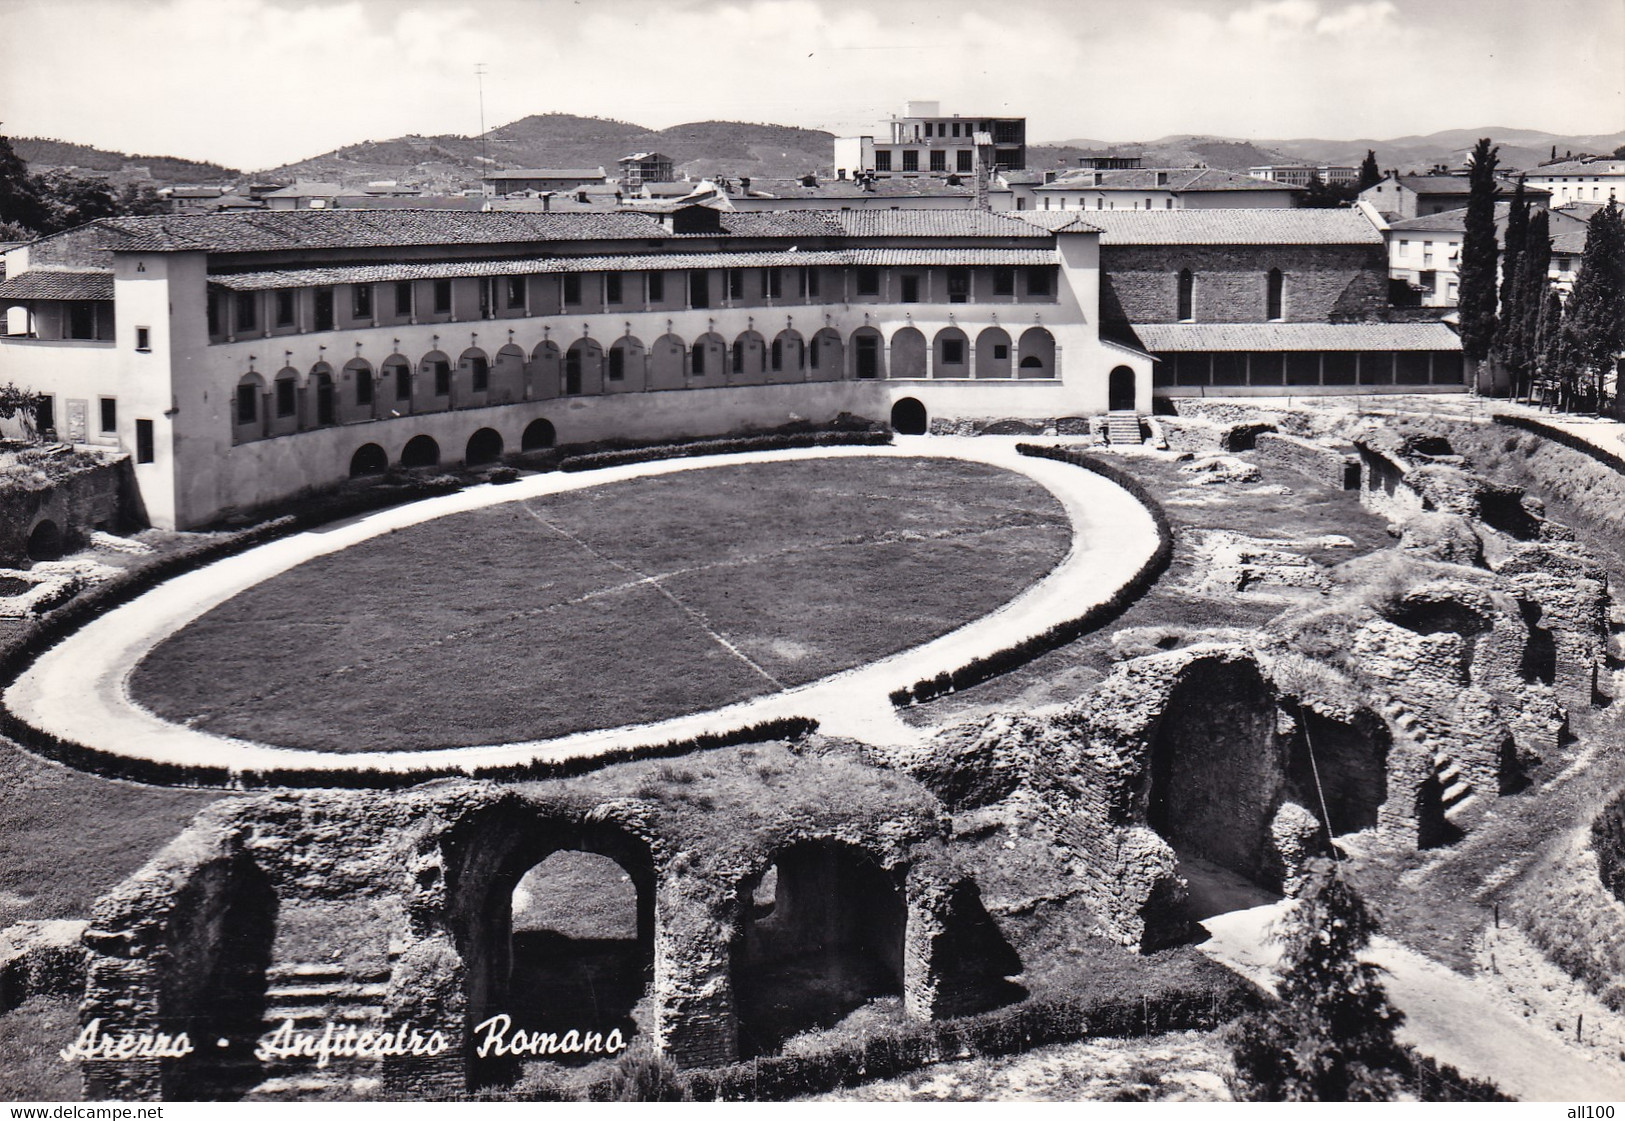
1101,243 -> 1390,325
1251,432 -> 1358,489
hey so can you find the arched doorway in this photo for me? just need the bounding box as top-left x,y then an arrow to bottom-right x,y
349,443 -> 388,477
26,520 -> 63,561
1108,365 -> 1137,411
465,427 -> 503,466
522,418 -> 556,451
401,434 -> 440,469
730,843 -> 906,1058
889,328 -> 926,379
851,327 -> 884,380
890,397 -> 927,435
1017,327 -> 1055,378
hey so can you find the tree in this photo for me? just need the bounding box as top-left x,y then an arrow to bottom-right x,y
0,132 -> 46,234
1230,861 -> 1408,1101
33,168 -> 119,231
116,182 -> 167,218
1534,286 -> 1570,407
1357,150 -> 1382,193
1558,201 -> 1625,414
1493,179 -> 1529,388
1510,209 -> 1552,400
1300,174 -> 1357,209
1457,138 -> 1501,381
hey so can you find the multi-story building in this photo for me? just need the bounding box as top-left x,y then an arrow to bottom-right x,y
1017,208 -> 1463,397
1359,172 -> 1549,219
998,168 -> 1299,212
618,153 -> 676,189
1247,165 -> 1357,187
0,207 -> 1143,528
833,101 -> 1025,179
1521,157 -> 1625,207
481,168 -> 608,198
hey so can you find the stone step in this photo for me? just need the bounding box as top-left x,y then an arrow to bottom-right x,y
1444,792 -> 1479,822
1436,761 -> 1462,785
266,981 -> 390,1005
1441,780 -> 1474,808
262,1005 -> 385,1027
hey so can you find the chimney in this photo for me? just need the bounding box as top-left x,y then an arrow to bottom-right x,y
740,176 -> 751,194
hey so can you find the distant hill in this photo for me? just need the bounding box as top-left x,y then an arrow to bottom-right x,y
1034,135 -> 1295,172
12,137 -> 240,184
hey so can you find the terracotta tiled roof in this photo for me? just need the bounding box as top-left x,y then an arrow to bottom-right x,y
1016,208 -> 1382,245
1132,321 -> 1461,352
207,247 -> 1059,290
1038,168 -> 1295,192
823,210 -> 1052,238
0,270 -> 114,300
482,168 -> 606,180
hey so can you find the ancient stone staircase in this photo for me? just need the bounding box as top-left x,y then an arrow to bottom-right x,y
1375,698 -> 1477,832
1105,411 -> 1144,446
239,960 -> 395,1101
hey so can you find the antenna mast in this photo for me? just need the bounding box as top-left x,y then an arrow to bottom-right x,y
475,63 -> 489,168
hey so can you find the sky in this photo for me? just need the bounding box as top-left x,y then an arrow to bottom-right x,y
0,0 -> 1621,171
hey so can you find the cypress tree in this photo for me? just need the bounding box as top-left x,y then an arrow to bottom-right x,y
1535,286 -> 1569,407
1513,210 -> 1552,400
1496,180 -> 1528,352
1357,150 -> 1382,193
1558,201 -> 1625,413
1457,139 -> 1501,380
1230,861 -> 1408,1101
0,133 -> 46,235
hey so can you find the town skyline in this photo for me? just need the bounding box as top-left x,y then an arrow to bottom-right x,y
0,0 -> 1621,172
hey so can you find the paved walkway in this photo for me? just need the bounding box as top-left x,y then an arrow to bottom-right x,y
4,437 -> 1160,778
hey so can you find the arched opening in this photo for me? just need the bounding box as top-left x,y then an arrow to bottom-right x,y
564,338 -> 601,396
1285,709 -> 1389,837
648,333 -> 687,389
890,397 -> 928,435
889,327 -> 926,379
607,336 -> 645,391
465,427 -> 504,466
1016,327 -> 1055,378
233,372 -> 266,436
349,443 -> 388,477
770,329 -> 804,382
1147,659 -> 1284,886
401,434 -> 440,469
809,328 -> 843,382
975,327 -> 1012,379
271,368 -> 300,433
528,341 -> 562,401
690,332 -> 725,380
1266,268 -> 1284,321
460,348 -> 492,397
26,520 -> 63,562
730,843 -> 906,1058
850,327 -> 884,380
311,364 -> 336,427
419,350 -> 453,411
932,327 -> 969,379
731,330 -> 766,382
1108,365 -> 1137,411
1177,268 -> 1194,321
343,358 -> 374,421
521,418 -> 556,451
381,355 -> 413,410
492,344 -> 526,404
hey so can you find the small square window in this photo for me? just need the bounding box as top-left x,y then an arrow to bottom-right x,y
941,339 -> 964,364
993,344 -> 1009,360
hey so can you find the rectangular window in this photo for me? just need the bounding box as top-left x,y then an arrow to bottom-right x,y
929,149 -> 946,172
647,271 -> 665,302
958,149 -> 973,173
356,368 -> 374,405
276,378 -> 296,417
396,365 -> 411,400
470,355 -> 489,392
99,396 -> 117,434
809,336 -> 821,369
873,150 -> 892,172
902,149 -> 919,172
993,343 -> 1009,360
276,290 -> 295,327
856,267 -> 879,296
993,268 -> 1015,296
236,291 -> 257,332
765,268 -> 782,299
135,418 -> 154,464
135,326 -> 151,352
690,271 -> 709,308
770,338 -> 782,371
236,383 -> 257,425
605,272 -> 622,304
433,360 -> 451,396
728,270 -> 744,300
352,284 -> 372,320
563,274 -> 581,306
1025,267 -> 1053,296
507,275 -> 526,310
433,280 -> 453,314
900,275 -> 919,303
314,287 -> 335,331
690,343 -> 705,376
395,282 -> 413,317
607,347 -> 624,380
941,339 -> 964,364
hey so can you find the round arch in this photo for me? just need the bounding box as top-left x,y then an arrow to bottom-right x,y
849,326 -> 884,380
26,519 -> 64,562
975,327 -> 1012,380
349,443 -> 388,477
270,366 -> 301,434
891,397 -> 928,435
607,336 -> 646,392
889,327 -> 926,380
400,434 -> 441,469
1108,365 -> 1137,411
809,328 -> 843,382
465,427 -> 504,466
932,326 -> 970,380
648,333 -> 687,390
233,371 -> 267,438
1017,327 -> 1055,378
690,332 -> 726,381
731,330 -> 767,383
460,347 -> 492,398
491,344 -> 526,404
521,417 -> 556,451
342,358 -> 374,422
418,350 -> 453,412
564,337 -> 603,396
528,340 -> 562,402
770,329 -> 804,383
380,355 -> 412,411
310,364 -> 336,427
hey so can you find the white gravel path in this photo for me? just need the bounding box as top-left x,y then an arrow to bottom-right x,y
4,437 -> 1159,778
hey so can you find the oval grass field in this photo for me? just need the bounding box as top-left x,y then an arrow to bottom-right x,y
130,456 -> 1072,751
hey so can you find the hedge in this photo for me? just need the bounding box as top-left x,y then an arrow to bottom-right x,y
558,430 -> 891,473
889,444 -> 1175,707
1492,413 -> 1625,474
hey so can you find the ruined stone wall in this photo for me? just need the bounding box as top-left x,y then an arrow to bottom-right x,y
0,457 -> 134,566
1251,432 -> 1358,490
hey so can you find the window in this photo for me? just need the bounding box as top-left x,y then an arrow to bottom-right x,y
352,284 -> 372,320
562,274 -> 581,305
607,347 -> 624,380
947,269 -> 968,304
809,336 -> 821,369
276,290 -> 295,327
395,282 -> 413,317
690,343 -> 705,376
856,267 -> 879,296
765,269 -> 782,299
135,419 -> 154,464
470,355 -> 489,392
690,271 -> 709,308
900,275 -> 920,303
1266,268 -> 1284,321
1025,267 -> 1052,297
728,269 -> 744,300
1177,269 -> 1194,321
770,338 -> 783,371
314,287 -> 335,331
902,149 -> 919,172
506,275 -> 526,310
993,343 -> 1009,360
433,279 -> 453,314
605,272 -> 622,304
941,339 -> 964,364
276,378 -> 296,417
356,369 -> 373,406
993,268 -> 1014,296
647,272 -> 664,302
100,397 -> 116,434
135,326 -> 150,352
732,338 -> 745,374
432,360 -> 451,396
874,150 -> 892,172
236,384 -> 257,425
929,150 -> 946,172
236,291 -> 257,332
395,364 -> 411,400
958,149 -> 973,173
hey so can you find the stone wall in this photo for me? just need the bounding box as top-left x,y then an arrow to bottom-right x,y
1251,432 -> 1359,490
1100,243 -> 1390,326
0,456 -> 135,566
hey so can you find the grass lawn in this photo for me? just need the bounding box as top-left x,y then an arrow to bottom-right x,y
131,457 -> 1070,751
